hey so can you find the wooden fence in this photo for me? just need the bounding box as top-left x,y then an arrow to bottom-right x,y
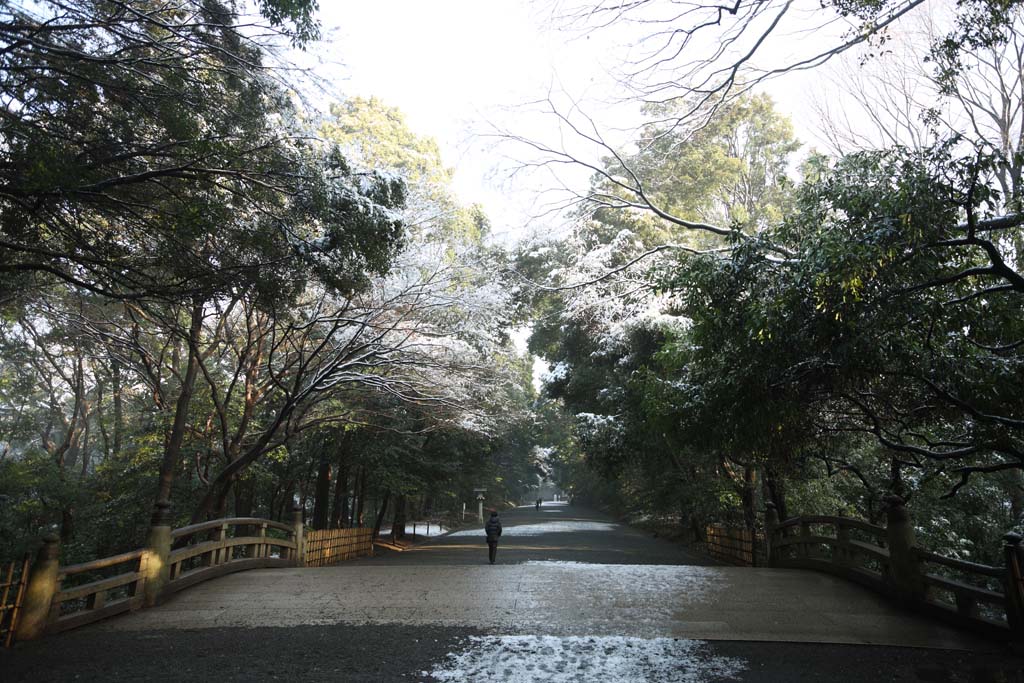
1,555 -> 30,647
767,498 -> 1021,641
305,527 -> 374,567
705,524 -> 764,566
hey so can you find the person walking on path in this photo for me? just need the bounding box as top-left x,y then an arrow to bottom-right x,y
485,510 -> 502,564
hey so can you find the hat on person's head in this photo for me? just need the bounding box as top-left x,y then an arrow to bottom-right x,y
490,510 -> 498,516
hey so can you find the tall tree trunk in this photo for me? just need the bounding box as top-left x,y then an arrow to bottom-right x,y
691,516 -> 704,543
79,405 -> 91,478
111,358 -> 123,458
1008,471 -> 1024,524
64,356 -> 86,474
741,465 -> 757,531
213,477 -> 233,519
889,457 -> 905,498
866,494 -> 881,525
276,482 -> 294,522
372,490 -> 390,540
391,494 -> 407,539
234,478 -> 254,518
355,467 -> 366,527
95,379 -> 111,460
331,463 -> 349,529
312,458 -> 332,530
764,466 -> 788,521
60,507 -> 74,544
155,300 -> 204,507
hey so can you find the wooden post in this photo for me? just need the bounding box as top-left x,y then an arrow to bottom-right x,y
765,503 -> 779,566
884,494 -> 924,602
291,504 -> 305,567
247,524 -> 259,560
216,522 -> 228,565
142,502 -> 172,608
1003,532 -> 1024,646
15,534 -> 60,641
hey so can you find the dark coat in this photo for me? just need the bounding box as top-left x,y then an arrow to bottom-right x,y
485,515 -> 502,542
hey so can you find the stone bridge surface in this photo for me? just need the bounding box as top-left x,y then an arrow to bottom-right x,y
2,504 -> 1019,681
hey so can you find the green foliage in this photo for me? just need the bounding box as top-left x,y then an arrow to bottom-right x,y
256,0 -> 321,45
637,94 -> 800,234
0,1 -> 403,307
322,97 -> 485,244
530,98 -> 1022,560
0,4 -> 528,564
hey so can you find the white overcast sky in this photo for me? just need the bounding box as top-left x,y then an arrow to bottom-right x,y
296,0 -> 946,370
304,1 -> 886,243
310,1 -> 606,242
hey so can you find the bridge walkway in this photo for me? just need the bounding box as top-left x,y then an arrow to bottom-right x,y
94,502 -> 990,649
2,502 -> 1018,681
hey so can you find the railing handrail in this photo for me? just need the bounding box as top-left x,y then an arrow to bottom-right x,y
59,550 -> 146,577
914,548 -> 1003,578
171,516 -> 292,540
774,515 -> 886,539
55,571 -> 142,603
167,535 -> 296,564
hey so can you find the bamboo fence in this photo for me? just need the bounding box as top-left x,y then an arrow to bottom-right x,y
1,555 -> 30,647
705,524 -> 764,566
304,528 -> 374,567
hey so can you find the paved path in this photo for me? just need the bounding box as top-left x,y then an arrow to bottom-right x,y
3,502 -> 1020,681
364,503 -> 716,566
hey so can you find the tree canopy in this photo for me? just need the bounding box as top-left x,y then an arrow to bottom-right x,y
516,11 -> 1024,561
2,0 -> 1023,573
0,0 -> 539,563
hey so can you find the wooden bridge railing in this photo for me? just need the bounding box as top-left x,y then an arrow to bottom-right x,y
47,548 -> 148,634
16,511 -> 302,639
11,503 -> 368,642
767,495 -> 1022,641
164,517 -> 297,597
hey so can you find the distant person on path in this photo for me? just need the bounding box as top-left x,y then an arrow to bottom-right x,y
535,498 -> 541,511
485,510 -> 502,564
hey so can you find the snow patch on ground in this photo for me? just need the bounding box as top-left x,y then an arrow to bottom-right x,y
517,501 -> 569,509
448,521 -> 618,537
515,562 -> 722,609
427,635 -> 745,682
381,523 -> 448,537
